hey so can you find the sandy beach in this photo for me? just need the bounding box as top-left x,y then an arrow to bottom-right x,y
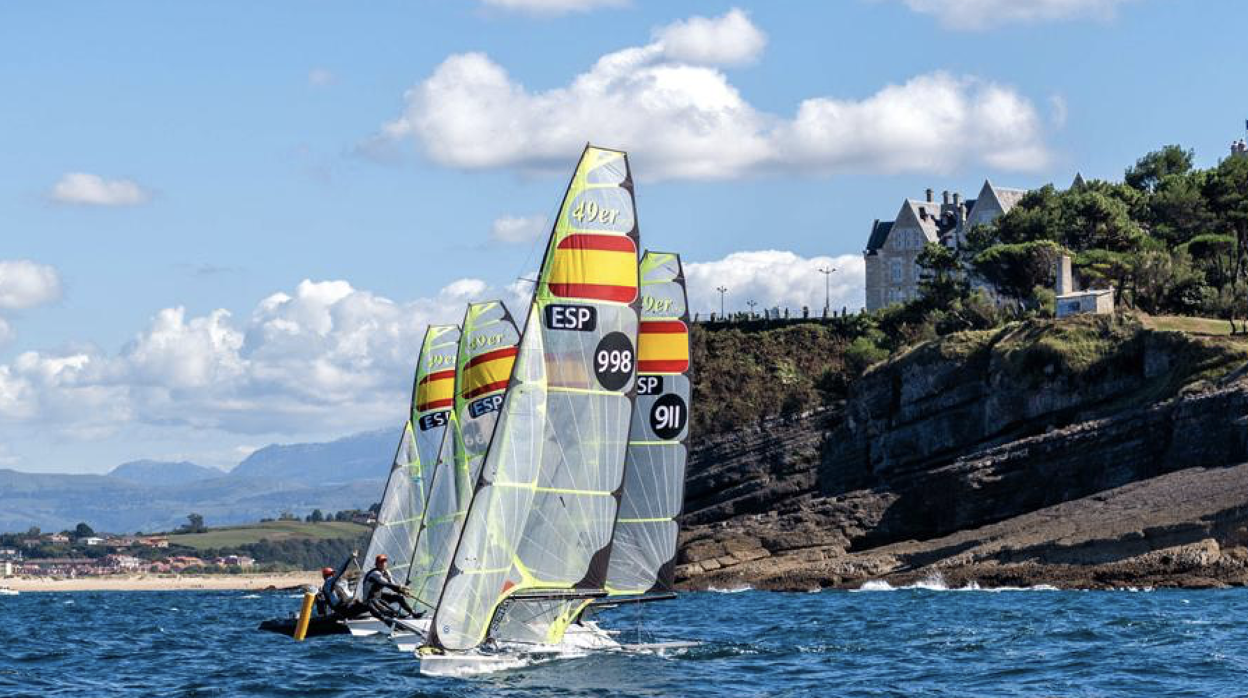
2,572 -> 319,592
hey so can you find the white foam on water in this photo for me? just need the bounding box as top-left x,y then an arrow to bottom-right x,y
706,585 -> 752,593
852,574 -> 1059,592
240,594 -> 261,599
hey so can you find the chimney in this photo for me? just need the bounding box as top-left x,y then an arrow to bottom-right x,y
942,190 -> 951,205
925,188 -> 934,203
1055,254 -> 1074,295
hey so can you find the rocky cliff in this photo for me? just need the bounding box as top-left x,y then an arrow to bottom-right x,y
677,315 -> 1248,590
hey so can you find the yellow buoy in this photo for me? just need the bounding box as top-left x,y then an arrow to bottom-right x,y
293,590 -> 316,641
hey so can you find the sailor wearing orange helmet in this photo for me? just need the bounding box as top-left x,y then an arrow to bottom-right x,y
361,553 -> 420,620
316,565 -> 352,617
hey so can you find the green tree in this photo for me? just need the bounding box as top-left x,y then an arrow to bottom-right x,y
181,513 -> 206,534
1203,155 -> 1248,331
308,509 -> 324,523
1125,145 -> 1194,192
73,522 -> 95,539
916,243 -> 969,309
1144,169 -> 1212,246
972,240 -> 1063,305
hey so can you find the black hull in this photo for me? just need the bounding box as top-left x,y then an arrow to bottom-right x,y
258,616 -> 350,638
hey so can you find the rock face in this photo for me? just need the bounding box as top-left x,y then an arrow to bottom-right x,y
677,316 -> 1248,590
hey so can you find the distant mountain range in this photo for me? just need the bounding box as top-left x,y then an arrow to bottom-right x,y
109,459 -> 227,487
0,429 -> 397,534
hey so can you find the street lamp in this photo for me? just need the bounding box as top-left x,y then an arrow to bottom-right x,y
817,266 -> 836,314
715,286 -> 728,319
746,300 -> 758,318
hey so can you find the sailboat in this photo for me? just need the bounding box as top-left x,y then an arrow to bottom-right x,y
601,250 -> 691,598
347,324 -> 460,637
390,300 -> 520,651
417,145 -> 682,675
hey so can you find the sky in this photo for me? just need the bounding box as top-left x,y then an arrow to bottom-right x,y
2,0 -> 1246,474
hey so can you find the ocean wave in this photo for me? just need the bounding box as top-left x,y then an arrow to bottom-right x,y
851,574 -> 1059,592
706,585 -> 752,593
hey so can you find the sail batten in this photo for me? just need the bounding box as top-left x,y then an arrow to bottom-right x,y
430,145 -> 641,651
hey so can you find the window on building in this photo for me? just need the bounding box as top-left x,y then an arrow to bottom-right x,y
891,258 -> 903,282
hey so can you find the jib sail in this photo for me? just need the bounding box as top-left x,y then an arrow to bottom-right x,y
429,145 -> 640,651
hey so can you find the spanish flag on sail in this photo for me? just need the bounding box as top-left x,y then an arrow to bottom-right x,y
415,368 -> 456,412
637,320 -> 689,374
461,346 -> 518,400
548,234 -> 638,303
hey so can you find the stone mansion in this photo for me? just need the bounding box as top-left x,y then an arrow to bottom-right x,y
864,180 -> 1028,311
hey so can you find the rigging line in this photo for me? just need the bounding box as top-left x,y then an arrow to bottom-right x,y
508,187 -> 565,300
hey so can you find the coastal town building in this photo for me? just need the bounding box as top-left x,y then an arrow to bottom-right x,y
1232,139 -> 1248,159
864,180 -> 1027,311
2,561 -> 12,577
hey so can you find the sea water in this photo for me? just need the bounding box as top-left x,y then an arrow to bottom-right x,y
1,586 -> 1246,697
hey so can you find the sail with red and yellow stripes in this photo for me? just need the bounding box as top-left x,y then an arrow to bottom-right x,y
429,145 -> 640,651
605,251 -> 691,595
360,324 -> 460,589
406,301 -> 519,612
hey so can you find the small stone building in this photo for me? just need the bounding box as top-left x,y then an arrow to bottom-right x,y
1054,254 -> 1114,317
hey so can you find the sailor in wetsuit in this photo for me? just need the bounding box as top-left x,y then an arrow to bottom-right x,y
316,566 -> 353,617
362,554 -> 421,621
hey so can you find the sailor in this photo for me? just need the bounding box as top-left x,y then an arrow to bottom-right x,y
316,566 -> 352,617
362,554 -> 420,620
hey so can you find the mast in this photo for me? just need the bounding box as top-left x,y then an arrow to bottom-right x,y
428,145 -> 641,651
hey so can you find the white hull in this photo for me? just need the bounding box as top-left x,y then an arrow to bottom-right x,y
0,587 -> 17,596
390,617 -> 430,652
345,618 -> 389,637
415,621 -> 696,677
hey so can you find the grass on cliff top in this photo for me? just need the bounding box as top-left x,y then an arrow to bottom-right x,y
168,521 -> 369,550
993,314 -> 1140,379
1139,314 -> 1233,336
691,323 -> 853,434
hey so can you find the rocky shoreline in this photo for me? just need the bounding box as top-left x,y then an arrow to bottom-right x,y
675,317 -> 1248,591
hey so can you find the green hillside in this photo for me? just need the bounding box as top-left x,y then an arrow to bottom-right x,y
168,521 -> 369,551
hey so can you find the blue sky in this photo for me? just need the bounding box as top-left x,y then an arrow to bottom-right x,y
2,0 -> 1246,473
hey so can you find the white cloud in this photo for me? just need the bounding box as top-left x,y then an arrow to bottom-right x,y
653,8 -> 767,66
308,68 -> 335,86
51,173 -> 150,207
892,0 -> 1136,29
0,277 -> 502,439
685,251 -> 865,317
1049,94 -> 1069,128
490,214 -> 548,244
381,10 -> 1049,180
478,0 -> 627,15
0,260 -> 61,310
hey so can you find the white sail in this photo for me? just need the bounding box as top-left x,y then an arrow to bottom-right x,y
605,251 -> 690,594
429,145 -> 641,652
406,302 -> 519,612
359,324 -> 459,589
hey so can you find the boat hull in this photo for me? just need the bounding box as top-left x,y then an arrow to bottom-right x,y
257,615 -> 349,638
